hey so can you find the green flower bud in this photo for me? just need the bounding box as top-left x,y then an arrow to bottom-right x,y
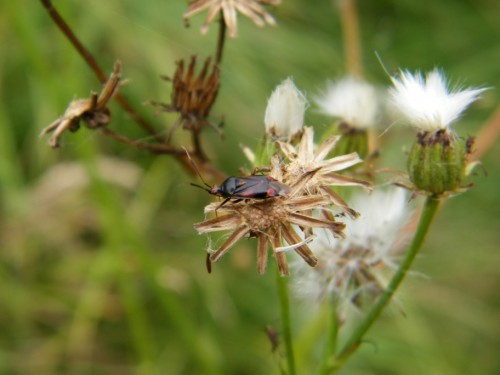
407,130 -> 470,196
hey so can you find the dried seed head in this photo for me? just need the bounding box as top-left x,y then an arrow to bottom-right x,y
292,187 -> 412,313
40,61 -> 122,148
184,0 -> 281,38
237,199 -> 288,232
195,177 -> 344,275
194,106 -> 371,276
152,56 -> 222,138
315,76 -> 380,130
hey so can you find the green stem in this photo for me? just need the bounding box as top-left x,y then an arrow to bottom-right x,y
333,197 -> 440,369
276,269 -> 296,375
316,299 -> 339,375
254,136 -> 276,168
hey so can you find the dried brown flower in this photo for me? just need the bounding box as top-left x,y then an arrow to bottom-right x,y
184,0 -> 281,38
152,56 -> 222,140
194,167 -> 345,275
40,61 -> 122,148
277,127 -> 371,218
195,127 -> 370,275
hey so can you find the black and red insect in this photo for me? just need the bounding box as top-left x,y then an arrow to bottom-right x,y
186,150 -> 291,205
193,174 -> 291,206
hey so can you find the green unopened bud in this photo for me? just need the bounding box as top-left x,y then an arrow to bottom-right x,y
407,130 -> 471,196
322,121 -> 369,160
254,135 -> 276,167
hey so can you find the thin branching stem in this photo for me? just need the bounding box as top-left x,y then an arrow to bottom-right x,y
215,14 -> 227,66
100,128 -> 186,155
188,12 -> 227,163
276,268 -> 297,375
39,0 -> 164,143
39,0 -> 227,180
100,128 -> 226,180
332,197 -> 440,370
191,128 -> 208,161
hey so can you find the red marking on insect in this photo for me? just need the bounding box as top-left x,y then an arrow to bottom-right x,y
186,150 -> 291,204
207,174 -> 291,201
185,150 -> 291,274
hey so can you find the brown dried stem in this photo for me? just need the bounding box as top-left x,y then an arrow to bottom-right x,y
100,128 -> 186,155
215,14 -> 227,65
39,0 -> 164,143
338,0 -> 362,78
39,0 -> 227,180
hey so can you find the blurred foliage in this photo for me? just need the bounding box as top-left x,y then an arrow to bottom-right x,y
1,0 -> 499,374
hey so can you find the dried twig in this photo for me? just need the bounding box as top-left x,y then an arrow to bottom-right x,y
39,0 -> 165,143
39,0 -> 226,179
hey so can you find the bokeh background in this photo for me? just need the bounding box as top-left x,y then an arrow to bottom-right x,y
1,0 -> 499,374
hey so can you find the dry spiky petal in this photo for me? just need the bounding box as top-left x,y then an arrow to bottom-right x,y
276,126 -> 370,215
152,56 -> 221,139
280,224 -> 317,267
257,234 -> 269,274
194,126 -> 369,275
184,0 -> 280,38
210,225 -> 250,262
194,214 -> 241,233
271,231 -> 289,276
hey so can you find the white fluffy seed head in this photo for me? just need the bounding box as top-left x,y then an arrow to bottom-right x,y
292,187 -> 411,306
315,76 -> 380,129
265,78 -> 308,140
389,69 -> 485,131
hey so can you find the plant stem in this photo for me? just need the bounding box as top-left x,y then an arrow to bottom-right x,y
39,0 -> 165,143
338,0 -> 362,78
333,197 -> 440,369
276,269 -> 296,375
316,299 -> 339,375
39,0 -> 227,181
215,14 -> 227,66
100,128 -> 185,155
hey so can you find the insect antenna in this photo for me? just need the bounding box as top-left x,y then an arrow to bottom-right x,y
190,182 -> 211,193
183,147 -> 212,189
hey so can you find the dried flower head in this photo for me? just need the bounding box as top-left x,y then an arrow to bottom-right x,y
389,69 -> 485,132
293,187 -> 411,311
194,126 -> 371,275
264,77 -> 307,141
152,56 -> 222,140
315,76 -> 379,129
277,127 -> 371,217
40,61 -> 122,148
194,166 -> 345,276
184,0 -> 280,38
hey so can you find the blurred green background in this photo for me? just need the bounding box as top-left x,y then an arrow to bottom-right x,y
1,0 -> 499,374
